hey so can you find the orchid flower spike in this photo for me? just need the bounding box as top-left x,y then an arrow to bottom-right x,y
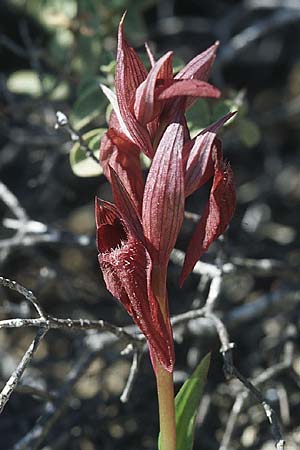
96,14 -> 236,373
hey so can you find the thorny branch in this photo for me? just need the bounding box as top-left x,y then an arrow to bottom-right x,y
0,254 -> 296,450
12,349 -> 99,450
0,180 -> 298,449
219,341 -> 294,450
120,347 -> 143,403
171,251 -> 295,450
0,180 -> 29,251
0,276 -> 45,318
198,267 -> 287,450
0,327 -> 47,414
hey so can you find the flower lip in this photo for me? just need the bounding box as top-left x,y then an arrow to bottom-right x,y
97,220 -> 127,253
95,198 -> 128,253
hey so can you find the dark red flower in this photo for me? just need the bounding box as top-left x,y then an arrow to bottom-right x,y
96,197 -> 174,371
96,15 -> 236,373
96,121 -> 185,372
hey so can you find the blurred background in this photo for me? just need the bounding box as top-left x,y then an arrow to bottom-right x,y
0,1 -> 300,449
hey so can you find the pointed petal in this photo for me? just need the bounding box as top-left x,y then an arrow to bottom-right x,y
99,113 -> 123,179
109,166 -> 144,240
100,84 -> 132,140
116,15 -> 154,157
145,42 -> 156,67
134,51 -> 173,125
204,111 -> 237,133
146,116 -> 160,143
147,260 -> 174,372
153,98 -> 190,147
147,287 -> 174,373
99,111 -> 145,212
179,143 -> 236,286
96,199 -> 174,371
158,79 -> 220,100
184,112 -> 236,197
117,14 -> 148,102
175,42 -> 219,81
184,132 -> 215,198
95,198 -> 119,229
142,122 -> 185,267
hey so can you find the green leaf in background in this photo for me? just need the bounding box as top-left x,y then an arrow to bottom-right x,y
7,70 -> 69,100
186,99 -> 211,135
237,118 -> 261,148
186,95 -> 240,137
158,353 -> 210,450
7,70 -> 42,97
140,152 -> 151,169
70,128 -> 105,177
211,100 -> 234,123
71,77 -> 104,129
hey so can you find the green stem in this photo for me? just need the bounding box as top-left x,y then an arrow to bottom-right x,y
156,361 -> 177,450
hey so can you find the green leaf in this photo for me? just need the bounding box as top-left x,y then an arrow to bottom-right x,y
70,77 -> 104,129
7,70 -> 42,97
7,70 -> 69,100
158,354 -> 210,450
211,90 -> 244,125
69,128 -> 106,177
211,101 -> 233,122
237,118 -> 261,148
175,353 -> 210,450
140,152 -> 151,169
186,99 -> 211,134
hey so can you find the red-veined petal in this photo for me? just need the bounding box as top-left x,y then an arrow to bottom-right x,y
134,51 -> 173,124
109,166 -> 144,240
116,14 -> 154,157
158,79 -> 220,100
184,112 -> 236,196
179,143 -> 236,286
99,112 -> 144,213
117,13 -> 148,102
95,198 -> 174,371
142,122 -> 185,268
175,41 -> 219,81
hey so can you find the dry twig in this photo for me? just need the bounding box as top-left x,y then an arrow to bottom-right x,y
55,111 -> 99,164
171,249 -> 291,450
0,254 -> 297,448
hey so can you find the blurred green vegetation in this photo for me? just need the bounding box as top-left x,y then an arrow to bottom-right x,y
6,0 -> 261,179
8,0 -> 154,128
